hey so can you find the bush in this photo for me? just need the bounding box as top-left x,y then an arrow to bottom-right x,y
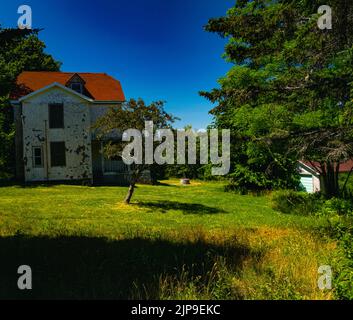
325,216 -> 353,300
225,163 -> 300,194
320,198 -> 353,217
314,198 -> 353,300
226,165 -> 272,193
165,164 -> 224,181
271,190 -> 323,216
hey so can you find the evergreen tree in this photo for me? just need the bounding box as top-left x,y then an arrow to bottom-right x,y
0,27 -> 61,178
201,0 -> 353,197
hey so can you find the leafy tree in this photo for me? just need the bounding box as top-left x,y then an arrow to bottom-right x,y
0,27 -> 61,178
201,0 -> 353,197
164,125 -> 205,180
94,98 -> 177,204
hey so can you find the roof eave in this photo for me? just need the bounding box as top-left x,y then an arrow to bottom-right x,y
17,82 -> 94,103
298,161 -> 321,176
92,100 -> 125,104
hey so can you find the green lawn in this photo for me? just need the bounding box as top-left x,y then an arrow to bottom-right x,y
0,180 -> 341,299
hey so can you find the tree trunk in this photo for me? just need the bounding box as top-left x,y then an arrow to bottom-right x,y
123,166 -> 143,204
342,166 -> 353,194
321,162 -> 340,198
124,183 -> 135,204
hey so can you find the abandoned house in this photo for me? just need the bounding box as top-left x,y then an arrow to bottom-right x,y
10,71 -> 133,185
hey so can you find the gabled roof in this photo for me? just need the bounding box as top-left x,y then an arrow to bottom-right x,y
11,71 -> 125,102
299,160 -> 353,174
66,73 -> 86,85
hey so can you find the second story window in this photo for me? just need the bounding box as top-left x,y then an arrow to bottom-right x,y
70,83 -> 83,94
49,103 -> 64,129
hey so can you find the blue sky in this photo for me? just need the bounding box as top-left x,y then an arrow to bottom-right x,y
1,0 -> 234,129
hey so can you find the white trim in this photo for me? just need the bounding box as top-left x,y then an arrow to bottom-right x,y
298,161 -> 320,177
17,82 -> 94,103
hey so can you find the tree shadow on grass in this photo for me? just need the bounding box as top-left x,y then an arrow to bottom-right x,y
136,201 -> 228,215
0,235 -> 261,300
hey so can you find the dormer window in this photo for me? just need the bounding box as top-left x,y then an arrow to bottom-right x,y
70,83 -> 83,94
66,73 -> 86,95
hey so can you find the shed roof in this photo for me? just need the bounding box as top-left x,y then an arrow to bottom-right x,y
300,160 -> 353,174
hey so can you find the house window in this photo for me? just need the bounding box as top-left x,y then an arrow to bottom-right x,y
32,146 -> 43,168
70,83 -> 83,94
50,142 -> 66,167
49,103 -> 64,129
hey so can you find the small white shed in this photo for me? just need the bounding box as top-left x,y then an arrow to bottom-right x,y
298,162 -> 321,193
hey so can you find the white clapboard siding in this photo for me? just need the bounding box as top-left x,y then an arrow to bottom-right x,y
300,175 -> 313,193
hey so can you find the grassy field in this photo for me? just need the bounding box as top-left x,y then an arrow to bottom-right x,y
0,180 -> 342,300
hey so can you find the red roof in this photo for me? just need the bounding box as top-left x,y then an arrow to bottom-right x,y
302,160 -> 353,173
12,71 -> 125,101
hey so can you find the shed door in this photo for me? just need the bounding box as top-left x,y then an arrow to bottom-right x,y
300,175 -> 313,193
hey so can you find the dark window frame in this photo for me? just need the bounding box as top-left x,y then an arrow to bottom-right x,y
70,83 -> 83,94
50,142 -> 66,167
48,103 -> 64,129
32,146 -> 43,168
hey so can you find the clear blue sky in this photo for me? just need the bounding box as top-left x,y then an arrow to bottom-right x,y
1,0 -> 234,129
